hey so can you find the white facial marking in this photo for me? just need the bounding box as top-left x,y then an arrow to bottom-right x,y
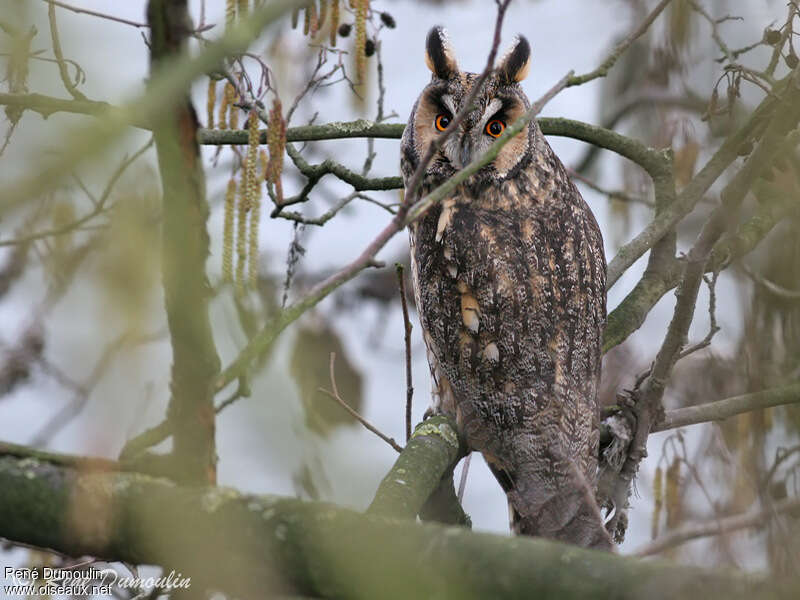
479,98 -> 503,128
440,94 -> 458,117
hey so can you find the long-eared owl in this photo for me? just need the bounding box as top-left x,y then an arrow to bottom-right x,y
401,27 -> 611,550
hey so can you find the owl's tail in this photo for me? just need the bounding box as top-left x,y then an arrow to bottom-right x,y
488,456 -> 613,550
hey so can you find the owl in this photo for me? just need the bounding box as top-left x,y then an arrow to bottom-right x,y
401,27 -> 611,550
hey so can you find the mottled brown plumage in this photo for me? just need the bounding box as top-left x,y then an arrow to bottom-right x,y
402,27 -> 611,549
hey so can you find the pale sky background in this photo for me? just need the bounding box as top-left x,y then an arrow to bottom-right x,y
0,0 -> 791,582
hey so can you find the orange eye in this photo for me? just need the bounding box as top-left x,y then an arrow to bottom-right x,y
435,114 -> 451,131
486,119 -> 505,137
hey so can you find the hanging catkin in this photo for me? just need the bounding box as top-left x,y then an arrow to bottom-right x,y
266,98 -> 286,205
651,465 -> 663,540
222,178 -> 236,282
225,0 -> 236,29
217,82 -> 231,129
354,0 -> 368,84
318,0 -> 328,30
329,0 -> 339,46
308,2 -> 319,38
246,111 -> 261,287
206,79 -> 216,129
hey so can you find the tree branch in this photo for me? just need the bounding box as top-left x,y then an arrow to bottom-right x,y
1,452 -> 798,599
3,0 -> 307,215
602,68 -> 800,537
653,382 -> 800,432
636,497 -> 800,557
368,416 -> 462,519
147,0 -> 219,484
566,0 -> 674,87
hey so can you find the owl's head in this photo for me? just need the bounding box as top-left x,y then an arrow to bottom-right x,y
401,26 -> 534,187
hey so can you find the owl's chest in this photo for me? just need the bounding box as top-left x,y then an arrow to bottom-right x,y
409,196 -> 536,293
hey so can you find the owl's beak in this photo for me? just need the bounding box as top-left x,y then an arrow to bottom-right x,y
459,138 -> 473,168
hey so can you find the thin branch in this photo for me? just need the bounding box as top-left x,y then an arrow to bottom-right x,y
275,193 -> 356,226
653,382 -> 800,432
396,264 -> 413,443
47,0 -> 87,100
199,120 -> 405,145
40,0 -> 149,29
605,77 -> 791,289
3,0 -> 307,215
567,0 -> 674,87
320,353 -> 403,453
635,496 -> 800,557
688,0 -> 735,64
29,329 -> 165,446
0,138 -> 153,247
457,453 -> 472,504
603,178 -> 798,353
567,168 -> 653,207
743,263 -> 800,300
602,71 -> 800,538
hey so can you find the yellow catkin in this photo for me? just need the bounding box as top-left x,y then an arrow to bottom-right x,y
225,0 -> 236,29
318,0 -> 328,30
222,178 -> 236,282
329,0 -> 339,46
259,149 -> 269,180
248,192 -> 261,287
309,2 -> 319,38
266,98 -> 286,205
354,0 -> 368,84
218,82 -> 233,130
291,8 -> 300,29
237,0 -> 249,19
651,466 -> 663,540
303,6 -> 311,35
665,458 -> 681,529
246,111 -> 260,287
235,161 -> 249,296
206,79 -> 216,129
229,90 -> 240,130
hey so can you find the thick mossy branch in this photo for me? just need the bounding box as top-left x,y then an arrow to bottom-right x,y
1,453 -> 798,600
368,416 -> 463,519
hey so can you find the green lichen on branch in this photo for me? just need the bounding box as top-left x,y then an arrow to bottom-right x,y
368,416 -> 463,519
0,453 -> 798,600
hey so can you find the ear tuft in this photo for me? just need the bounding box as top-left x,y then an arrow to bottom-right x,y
425,26 -> 458,79
498,35 -> 531,83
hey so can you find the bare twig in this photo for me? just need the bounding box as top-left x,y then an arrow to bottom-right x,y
652,381 -> 800,432
457,453 -> 472,504
47,0 -> 87,100
742,263 -> 800,300
567,168 -> 653,207
567,0 -> 673,87
320,353 -> 403,453
0,138 -> 153,247
635,496 -> 800,556
602,72 -> 800,538
396,264 -> 413,443
41,0 -> 149,29
688,0 -> 735,64
30,329 -> 165,446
